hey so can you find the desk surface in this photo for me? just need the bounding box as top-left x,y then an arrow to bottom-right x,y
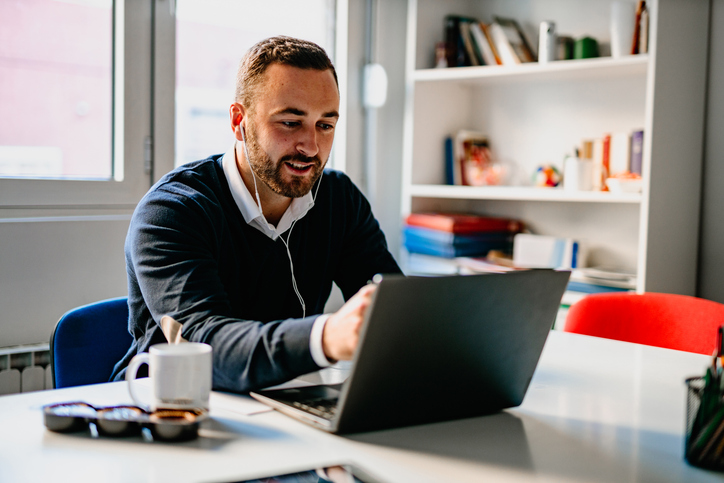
1,331 -> 722,483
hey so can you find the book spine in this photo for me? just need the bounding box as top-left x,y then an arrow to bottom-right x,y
444,136 -> 454,185
631,1 -> 645,55
566,280 -> 631,294
480,23 -> 502,65
602,134 -> 611,191
444,16 -> 461,68
459,21 -> 480,66
630,130 -> 644,175
488,23 -> 520,65
470,22 -> 495,66
609,132 -> 631,175
405,214 -> 522,234
592,138 -> 604,191
639,5 -> 649,54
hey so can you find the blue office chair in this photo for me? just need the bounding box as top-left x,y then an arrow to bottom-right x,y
50,297 -> 132,389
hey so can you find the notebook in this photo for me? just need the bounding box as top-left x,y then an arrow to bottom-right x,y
250,269 -> 570,434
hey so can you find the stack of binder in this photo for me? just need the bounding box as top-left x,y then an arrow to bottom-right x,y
403,213 -> 523,259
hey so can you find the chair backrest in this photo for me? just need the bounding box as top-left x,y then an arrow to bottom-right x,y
50,297 -> 132,388
564,292 -> 724,355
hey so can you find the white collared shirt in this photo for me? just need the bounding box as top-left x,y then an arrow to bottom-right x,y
221,146 -> 332,368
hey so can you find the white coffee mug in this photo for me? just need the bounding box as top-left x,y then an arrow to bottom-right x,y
126,343 -> 212,412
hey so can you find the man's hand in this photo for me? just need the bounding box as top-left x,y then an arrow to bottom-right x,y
322,284 -> 377,361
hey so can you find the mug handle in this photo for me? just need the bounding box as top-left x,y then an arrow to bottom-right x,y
125,353 -> 150,410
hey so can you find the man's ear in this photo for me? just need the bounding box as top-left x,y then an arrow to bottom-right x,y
229,103 -> 246,140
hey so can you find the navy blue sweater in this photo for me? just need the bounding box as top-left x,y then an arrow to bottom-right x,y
111,155 -> 401,392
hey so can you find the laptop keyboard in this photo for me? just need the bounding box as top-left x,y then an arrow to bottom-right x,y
290,398 -> 338,420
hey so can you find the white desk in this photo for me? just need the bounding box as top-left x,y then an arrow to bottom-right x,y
0,331 -> 721,483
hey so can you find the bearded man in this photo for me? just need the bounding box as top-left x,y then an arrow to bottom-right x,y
111,36 -> 401,392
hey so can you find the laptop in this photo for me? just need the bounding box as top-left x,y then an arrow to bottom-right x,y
250,269 -> 570,434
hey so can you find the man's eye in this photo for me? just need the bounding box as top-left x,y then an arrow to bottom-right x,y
318,123 -> 334,131
282,121 -> 300,128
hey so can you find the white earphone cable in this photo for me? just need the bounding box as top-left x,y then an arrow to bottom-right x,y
240,126 -> 323,319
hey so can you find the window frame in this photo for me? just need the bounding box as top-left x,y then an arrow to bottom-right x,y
0,0 -> 153,208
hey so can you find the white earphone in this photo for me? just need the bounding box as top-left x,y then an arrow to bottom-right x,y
239,123 -> 323,319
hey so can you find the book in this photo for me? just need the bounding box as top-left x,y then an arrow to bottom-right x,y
459,20 -> 481,66
444,136 -> 456,185
479,23 -> 503,65
445,15 -> 481,67
513,233 -> 579,269
456,256 -> 521,273
404,237 -> 509,259
469,22 -> 498,66
488,22 -> 521,65
630,129 -> 644,175
631,1 -> 646,55
609,132 -> 631,176
592,138 -> 604,191
406,252 -> 461,276
639,4 -> 649,54
493,16 -> 536,62
405,213 -> 523,234
444,16 -> 465,67
571,267 -> 637,290
566,280 -> 632,294
592,135 -> 611,191
404,225 -> 513,246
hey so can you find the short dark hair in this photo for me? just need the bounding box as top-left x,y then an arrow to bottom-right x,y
235,36 -> 338,111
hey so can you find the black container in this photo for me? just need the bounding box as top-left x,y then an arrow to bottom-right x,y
685,376 -> 724,471
43,402 -> 203,442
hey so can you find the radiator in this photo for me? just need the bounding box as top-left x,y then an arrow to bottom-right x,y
0,344 -> 51,395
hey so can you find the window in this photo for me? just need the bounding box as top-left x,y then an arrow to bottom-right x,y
0,0 -> 342,207
0,0 -> 152,206
0,0 -> 113,179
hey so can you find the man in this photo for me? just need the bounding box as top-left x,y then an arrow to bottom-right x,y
111,36 -> 401,393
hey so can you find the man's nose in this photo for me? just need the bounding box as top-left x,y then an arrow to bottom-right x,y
296,125 -> 319,158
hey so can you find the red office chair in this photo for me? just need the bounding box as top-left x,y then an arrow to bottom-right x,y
564,292 -> 724,355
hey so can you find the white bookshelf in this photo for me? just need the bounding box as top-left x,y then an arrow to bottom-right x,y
401,0 -> 709,295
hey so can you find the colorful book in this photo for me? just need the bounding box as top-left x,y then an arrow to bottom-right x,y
404,238 -> 508,258
404,226 -> 512,250
444,136 -> 455,185
513,233 -> 579,269
630,129 -> 644,175
566,280 -> 632,294
405,213 -> 523,234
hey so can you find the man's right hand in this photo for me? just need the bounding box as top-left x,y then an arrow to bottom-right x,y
321,284 -> 377,361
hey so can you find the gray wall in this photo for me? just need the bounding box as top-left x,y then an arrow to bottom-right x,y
698,0 -> 724,302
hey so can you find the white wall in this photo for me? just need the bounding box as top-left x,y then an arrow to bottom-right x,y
0,211 -> 131,347
5,0 -> 724,349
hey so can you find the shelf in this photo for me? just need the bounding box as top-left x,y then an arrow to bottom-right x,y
409,184 -> 643,203
413,55 -> 649,86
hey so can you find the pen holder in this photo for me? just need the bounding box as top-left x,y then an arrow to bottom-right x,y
685,376 -> 724,471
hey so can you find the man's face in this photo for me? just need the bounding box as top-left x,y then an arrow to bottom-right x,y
242,63 -> 339,199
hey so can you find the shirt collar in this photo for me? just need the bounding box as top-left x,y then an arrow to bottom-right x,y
221,145 -> 315,240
